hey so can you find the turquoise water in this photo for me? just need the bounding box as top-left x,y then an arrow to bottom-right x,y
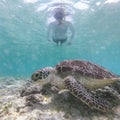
0,0 -> 120,77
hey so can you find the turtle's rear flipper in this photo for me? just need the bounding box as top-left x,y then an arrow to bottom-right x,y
64,76 -> 112,112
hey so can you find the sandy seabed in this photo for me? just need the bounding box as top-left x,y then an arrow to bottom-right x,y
0,77 -> 120,120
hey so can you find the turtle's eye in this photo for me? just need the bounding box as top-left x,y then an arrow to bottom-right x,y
35,73 -> 39,77
31,72 -> 40,81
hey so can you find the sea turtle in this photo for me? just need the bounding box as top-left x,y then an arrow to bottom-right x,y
31,60 -> 120,112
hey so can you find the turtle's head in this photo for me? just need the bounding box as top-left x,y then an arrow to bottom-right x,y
31,67 -> 55,84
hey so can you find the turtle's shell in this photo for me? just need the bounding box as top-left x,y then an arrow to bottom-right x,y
56,60 -> 119,79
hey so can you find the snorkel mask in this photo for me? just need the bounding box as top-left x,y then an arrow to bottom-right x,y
54,8 -> 65,20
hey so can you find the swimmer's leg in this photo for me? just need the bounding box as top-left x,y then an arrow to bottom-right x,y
60,38 -> 67,46
60,41 -> 63,46
53,38 -> 59,45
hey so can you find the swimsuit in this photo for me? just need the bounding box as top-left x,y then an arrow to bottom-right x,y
53,37 -> 67,44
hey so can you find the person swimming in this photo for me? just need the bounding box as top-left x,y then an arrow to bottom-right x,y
47,7 -> 75,46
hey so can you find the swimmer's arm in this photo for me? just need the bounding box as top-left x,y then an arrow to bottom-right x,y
47,23 -> 52,41
68,22 -> 75,44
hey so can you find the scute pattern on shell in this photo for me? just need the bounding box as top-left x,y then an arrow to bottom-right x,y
56,60 -> 118,79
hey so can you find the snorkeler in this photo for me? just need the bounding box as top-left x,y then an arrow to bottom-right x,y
47,7 -> 75,46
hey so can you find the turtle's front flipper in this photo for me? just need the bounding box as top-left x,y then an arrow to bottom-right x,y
64,76 -> 112,112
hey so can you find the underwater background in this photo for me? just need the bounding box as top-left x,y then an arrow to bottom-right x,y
0,0 -> 120,78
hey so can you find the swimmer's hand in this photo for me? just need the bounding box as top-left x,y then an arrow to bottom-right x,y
48,39 -> 51,42
68,41 -> 72,45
